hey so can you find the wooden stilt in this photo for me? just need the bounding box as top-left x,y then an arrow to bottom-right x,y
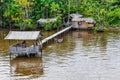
9,52 -> 12,60
8,40 -> 12,59
40,48 -> 42,57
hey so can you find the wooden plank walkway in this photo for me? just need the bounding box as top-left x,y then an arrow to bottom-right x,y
42,26 -> 72,44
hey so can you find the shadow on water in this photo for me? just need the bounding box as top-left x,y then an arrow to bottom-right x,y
10,57 -> 44,77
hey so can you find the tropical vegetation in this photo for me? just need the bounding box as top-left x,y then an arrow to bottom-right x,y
0,0 -> 120,30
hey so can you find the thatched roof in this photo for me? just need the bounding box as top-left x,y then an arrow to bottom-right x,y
72,18 -> 95,23
70,13 -> 83,18
37,18 -> 57,23
5,31 -> 42,40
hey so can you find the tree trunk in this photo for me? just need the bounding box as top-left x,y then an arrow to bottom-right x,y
0,16 -> 2,28
25,6 -> 29,18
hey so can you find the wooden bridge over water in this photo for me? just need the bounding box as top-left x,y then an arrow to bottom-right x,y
41,26 -> 72,44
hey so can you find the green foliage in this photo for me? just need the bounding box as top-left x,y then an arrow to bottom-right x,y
43,22 -> 53,30
0,0 -> 120,30
107,8 -> 120,26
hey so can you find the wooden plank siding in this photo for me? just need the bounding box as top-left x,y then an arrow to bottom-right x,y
10,46 -> 40,55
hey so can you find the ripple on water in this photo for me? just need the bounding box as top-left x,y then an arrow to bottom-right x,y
81,54 -> 88,57
100,55 -> 110,61
100,53 -> 107,55
102,58 -> 110,61
0,31 -> 120,80
89,56 -> 99,59
0,56 -> 10,79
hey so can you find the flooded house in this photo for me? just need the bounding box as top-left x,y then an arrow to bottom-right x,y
70,13 -> 96,29
72,18 -> 96,29
4,31 -> 42,57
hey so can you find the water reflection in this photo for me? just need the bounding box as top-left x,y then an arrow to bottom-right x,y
0,31 -> 9,56
72,31 -> 108,59
0,30 -> 120,80
44,32 -> 76,56
72,31 -> 107,51
10,57 -> 44,76
72,31 -> 93,39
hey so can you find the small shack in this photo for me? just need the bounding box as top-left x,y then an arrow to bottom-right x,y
37,18 -> 57,23
37,18 -> 57,27
72,17 -> 96,29
4,31 -> 42,57
70,13 -> 96,29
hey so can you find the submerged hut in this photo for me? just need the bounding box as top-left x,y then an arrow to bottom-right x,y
70,13 -> 96,29
72,17 -> 96,29
4,31 -> 42,57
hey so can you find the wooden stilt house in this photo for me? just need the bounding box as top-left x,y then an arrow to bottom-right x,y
70,13 -> 96,29
72,18 -> 96,29
4,31 -> 42,57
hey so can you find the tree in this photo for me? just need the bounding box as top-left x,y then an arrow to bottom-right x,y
4,0 -> 35,30
1,0 -> 120,30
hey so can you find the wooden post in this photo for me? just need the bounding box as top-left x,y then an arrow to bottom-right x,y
10,55 -> 12,77
9,40 -> 12,73
39,40 -> 42,57
8,40 -> 11,59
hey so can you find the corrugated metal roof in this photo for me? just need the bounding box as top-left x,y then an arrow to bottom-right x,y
4,31 -> 41,40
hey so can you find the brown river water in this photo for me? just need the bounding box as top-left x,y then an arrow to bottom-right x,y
0,30 -> 120,80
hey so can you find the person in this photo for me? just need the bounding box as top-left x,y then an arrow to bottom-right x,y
22,40 -> 28,48
15,42 -> 21,47
22,40 -> 26,44
78,22 -> 81,26
34,40 -> 39,46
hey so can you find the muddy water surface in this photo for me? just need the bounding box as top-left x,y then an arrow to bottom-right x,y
0,30 -> 120,80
